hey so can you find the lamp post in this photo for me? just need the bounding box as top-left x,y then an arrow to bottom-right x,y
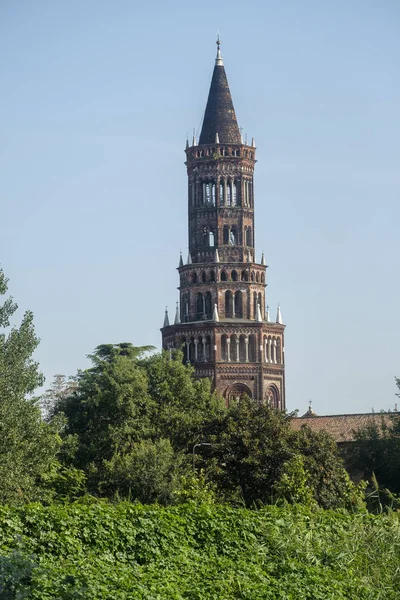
192,442 -> 212,470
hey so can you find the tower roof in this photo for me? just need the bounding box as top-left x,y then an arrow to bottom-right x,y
199,40 -> 241,145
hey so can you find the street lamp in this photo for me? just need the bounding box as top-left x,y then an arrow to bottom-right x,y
192,442 -> 212,470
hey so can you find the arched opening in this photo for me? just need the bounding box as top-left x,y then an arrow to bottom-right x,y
232,182 -> 237,205
209,231 -> 215,247
266,385 -> 280,409
241,270 -> 248,281
223,225 -> 230,245
226,182 -> 231,206
256,272 -> 260,283
210,270 -> 215,282
251,271 -> 255,282
231,270 -> 238,282
276,338 -> 282,364
261,273 -> 265,284
192,272 -> 197,284
211,184 -> 216,205
226,383 -> 252,405
258,292 -> 262,316
221,334 -> 228,361
253,292 -> 257,319
205,291 -> 212,319
248,334 -> 257,362
220,270 -> 227,282
231,334 -> 238,362
230,226 -> 238,245
246,228 -> 252,246
225,291 -> 233,318
239,335 -> 247,362
196,293 -> 203,320
235,291 -> 243,318
219,182 -> 224,204
201,271 -> 207,283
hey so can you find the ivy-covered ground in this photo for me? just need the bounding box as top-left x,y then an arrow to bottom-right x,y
0,501 -> 399,599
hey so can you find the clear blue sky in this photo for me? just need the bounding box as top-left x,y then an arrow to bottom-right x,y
1,1 -> 399,414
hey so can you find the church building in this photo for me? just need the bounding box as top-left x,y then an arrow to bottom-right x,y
161,40 -> 285,407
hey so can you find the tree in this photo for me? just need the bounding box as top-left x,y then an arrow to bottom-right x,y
53,343 -> 156,494
140,349 -> 226,451
0,268 -> 60,504
202,396 -> 357,508
345,380 -> 400,498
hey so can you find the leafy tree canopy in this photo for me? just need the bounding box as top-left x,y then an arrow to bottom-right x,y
0,268 -> 60,504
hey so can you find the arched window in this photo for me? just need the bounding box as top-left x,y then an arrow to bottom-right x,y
219,182 -> 224,204
209,231 -> 215,247
235,291 -> 243,318
205,291 -> 212,319
192,272 -> 197,283
205,183 -> 211,204
223,225 -> 230,245
196,293 -> 203,320
231,270 -> 238,282
211,184 -> 216,205
246,228 -> 252,246
241,270 -> 248,282
226,383 -> 252,404
226,184 -> 231,206
258,292 -> 262,314
253,292 -> 257,319
231,334 -> 238,361
256,272 -> 260,283
210,270 -> 215,282
239,335 -> 246,362
220,270 -> 227,282
251,271 -> 255,282
221,335 -> 228,361
230,226 -> 238,245
201,271 -> 207,283
225,291 -> 233,318
261,273 -> 265,284
266,385 -> 280,409
232,182 -> 237,206
248,335 -> 257,362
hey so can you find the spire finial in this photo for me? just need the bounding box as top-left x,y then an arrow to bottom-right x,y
163,306 -> 170,328
215,32 -> 223,66
174,301 -> 180,325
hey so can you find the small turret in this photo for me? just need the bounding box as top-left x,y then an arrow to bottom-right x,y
174,301 -> 180,325
179,252 -> 184,268
163,307 -> 170,328
261,252 -> 267,266
213,303 -> 220,322
276,304 -> 283,324
266,305 -> 270,322
256,303 -> 263,322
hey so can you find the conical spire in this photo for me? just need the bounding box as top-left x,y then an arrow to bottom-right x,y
163,307 -> 170,328
213,303 -> 220,322
174,301 -> 180,325
276,304 -> 283,324
256,303 -> 263,322
179,252 -> 184,268
187,251 -> 192,265
266,305 -> 270,322
199,39 -> 241,145
261,252 -> 267,266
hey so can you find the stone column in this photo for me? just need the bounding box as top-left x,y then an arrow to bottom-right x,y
194,338 -> 199,361
265,340 -> 268,363
202,336 -> 207,362
227,337 -> 231,362
268,339 -> 272,363
236,338 -> 240,362
232,294 -> 236,318
186,341 -> 190,363
273,339 -> 277,364
245,336 -> 249,362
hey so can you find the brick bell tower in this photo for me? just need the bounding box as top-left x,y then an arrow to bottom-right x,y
161,39 -> 285,407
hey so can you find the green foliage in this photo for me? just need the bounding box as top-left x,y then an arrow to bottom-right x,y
0,268 -> 61,505
0,501 -> 399,599
140,349 -> 226,450
102,438 -> 185,504
202,396 -> 353,508
345,392 -> 400,499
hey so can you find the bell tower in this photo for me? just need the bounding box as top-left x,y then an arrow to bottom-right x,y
161,40 -> 286,407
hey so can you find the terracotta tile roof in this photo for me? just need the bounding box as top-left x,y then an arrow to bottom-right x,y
291,412 -> 393,443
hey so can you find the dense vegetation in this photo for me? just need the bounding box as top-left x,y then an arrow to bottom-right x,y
1,266 -> 400,597
1,501 -> 400,599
